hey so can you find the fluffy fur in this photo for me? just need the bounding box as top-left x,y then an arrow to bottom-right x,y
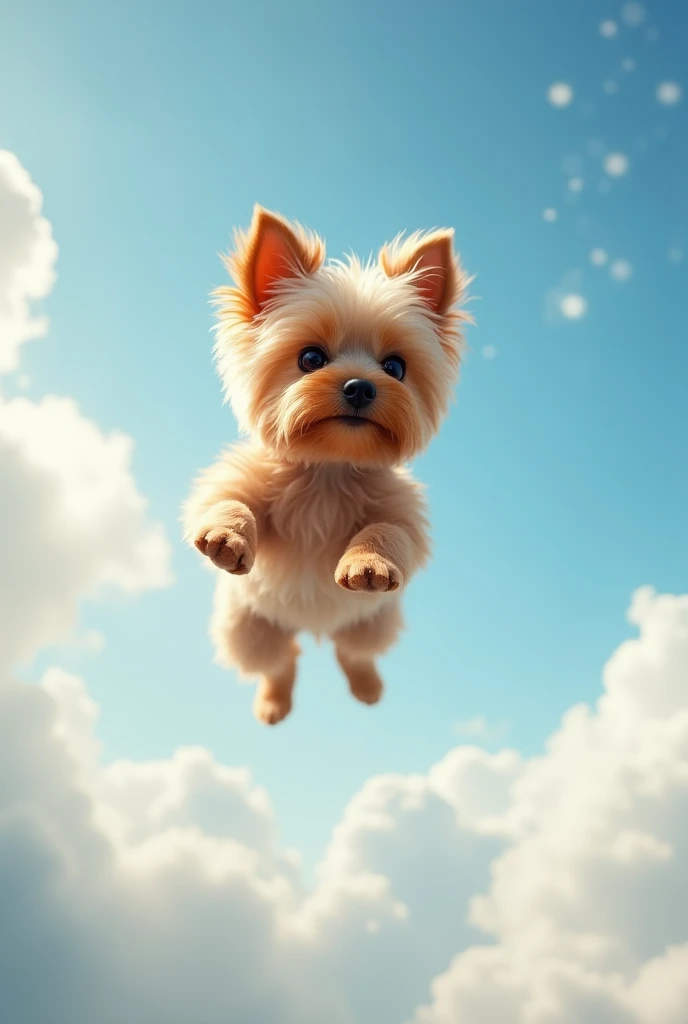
183,205 -> 470,724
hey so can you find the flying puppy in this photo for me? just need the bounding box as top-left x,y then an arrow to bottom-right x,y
184,206 -> 470,724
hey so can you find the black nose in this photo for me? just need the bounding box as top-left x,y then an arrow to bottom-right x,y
343,378 -> 376,410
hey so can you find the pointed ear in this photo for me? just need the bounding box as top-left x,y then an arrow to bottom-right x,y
379,229 -> 460,315
230,205 -> 325,315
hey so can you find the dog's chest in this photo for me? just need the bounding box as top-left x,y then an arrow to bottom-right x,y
265,465 -> 373,555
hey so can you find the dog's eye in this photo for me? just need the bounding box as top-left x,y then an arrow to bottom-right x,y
298,347 -> 328,373
381,355 -> 406,381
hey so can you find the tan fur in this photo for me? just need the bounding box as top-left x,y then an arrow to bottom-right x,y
333,602 -> 404,705
184,205 -> 470,724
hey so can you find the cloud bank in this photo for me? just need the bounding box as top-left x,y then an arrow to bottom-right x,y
0,154 -> 172,672
1,589 -> 687,1023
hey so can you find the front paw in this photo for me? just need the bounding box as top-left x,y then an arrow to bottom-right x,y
195,528 -> 255,575
335,551 -> 402,593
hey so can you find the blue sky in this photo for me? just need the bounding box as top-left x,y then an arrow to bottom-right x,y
2,0 -> 687,875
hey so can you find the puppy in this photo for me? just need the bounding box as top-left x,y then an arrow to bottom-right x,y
184,206 -> 470,725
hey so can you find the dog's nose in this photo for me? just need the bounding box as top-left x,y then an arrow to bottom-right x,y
343,378 -> 376,410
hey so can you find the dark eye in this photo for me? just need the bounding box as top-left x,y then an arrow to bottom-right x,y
381,355 -> 406,381
298,347 -> 328,373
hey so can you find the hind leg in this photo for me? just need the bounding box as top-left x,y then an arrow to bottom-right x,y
213,605 -> 299,725
331,600 -> 403,706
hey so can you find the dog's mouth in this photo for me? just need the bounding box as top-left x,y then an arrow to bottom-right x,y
329,415 -> 374,427
284,414 -> 401,459
316,415 -> 397,444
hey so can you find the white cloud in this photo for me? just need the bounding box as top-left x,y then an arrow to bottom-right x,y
0,394 -> 172,670
568,177 -> 584,193
412,587 -> 688,1024
0,668 -> 515,1024
0,151 -> 58,373
547,83 -> 574,108
621,2 -> 646,28
560,294 -> 588,319
622,58 -> 635,72
604,152 -> 630,177
610,259 -> 633,282
481,345 -> 497,361
629,946 -> 688,1024
656,82 -> 682,107
0,148 -> 170,667
603,80 -> 619,95
1,588 -> 687,1023
0,152 -> 172,672
590,248 -> 609,266
542,208 -> 558,223
599,20 -> 618,38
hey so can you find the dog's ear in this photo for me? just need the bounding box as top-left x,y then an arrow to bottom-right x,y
230,205 -> 325,315
379,229 -> 461,316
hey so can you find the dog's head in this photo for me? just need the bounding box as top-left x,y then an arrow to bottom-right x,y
213,206 -> 470,467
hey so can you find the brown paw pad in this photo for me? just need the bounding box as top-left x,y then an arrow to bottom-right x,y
196,528 -> 254,575
335,555 -> 401,593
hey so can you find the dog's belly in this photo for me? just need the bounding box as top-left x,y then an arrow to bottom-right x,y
211,542 -> 389,636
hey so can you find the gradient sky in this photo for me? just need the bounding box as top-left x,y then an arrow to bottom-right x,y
2,0 -> 686,876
